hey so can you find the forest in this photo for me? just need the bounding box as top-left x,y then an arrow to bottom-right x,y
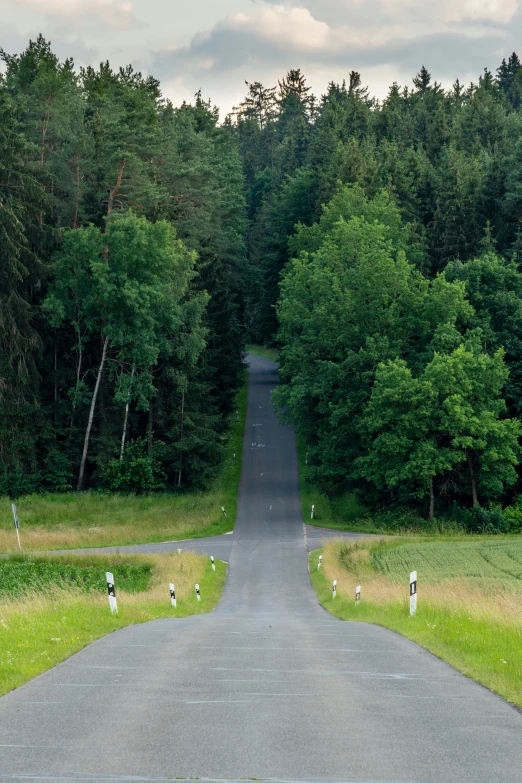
3,35 -> 522,527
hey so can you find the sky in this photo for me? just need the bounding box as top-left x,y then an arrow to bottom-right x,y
1,0 -> 521,117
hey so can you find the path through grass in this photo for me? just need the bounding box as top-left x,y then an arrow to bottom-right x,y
310,537 -> 522,708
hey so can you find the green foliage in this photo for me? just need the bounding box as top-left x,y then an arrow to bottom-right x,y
357,345 -> 521,513
0,555 -> 152,596
103,440 -> 166,493
0,38 -> 246,493
503,496 -> 522,533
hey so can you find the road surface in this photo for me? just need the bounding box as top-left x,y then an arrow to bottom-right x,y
1,354 -> 521,783
57,525 -> 370,561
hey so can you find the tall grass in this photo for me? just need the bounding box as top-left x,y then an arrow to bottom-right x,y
0,375 -> 248,553
310,538 -> 522,708
0,551 -> 226,696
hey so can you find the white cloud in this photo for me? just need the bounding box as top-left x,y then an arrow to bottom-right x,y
0,0 -> 142,31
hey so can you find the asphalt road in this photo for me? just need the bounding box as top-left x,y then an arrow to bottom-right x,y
57,525 -> 369,561
1,354 -> 521,783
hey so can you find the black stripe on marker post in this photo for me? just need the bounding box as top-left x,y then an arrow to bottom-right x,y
409,570 -> 417,616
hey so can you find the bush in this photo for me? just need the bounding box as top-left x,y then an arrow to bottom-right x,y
42,450 -> 74,492
102,440 -> 166,493
453,505 -> 511,534
0,468 -> 40,499
502,497 -> 522,534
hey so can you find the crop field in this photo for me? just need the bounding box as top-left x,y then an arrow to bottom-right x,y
310,536 -> 522,708
372,539 -> 522,586
0,554 -> 153,596
0,375 -> 247,553
0,551 -> 226,696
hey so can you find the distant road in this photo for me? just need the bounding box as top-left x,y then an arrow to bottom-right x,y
0,353 -> 521,783
56,524 -> 369,560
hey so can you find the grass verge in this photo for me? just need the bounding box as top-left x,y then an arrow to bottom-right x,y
0,375 -> 247,553
0,551 -> 226,696
309,537 -> 522,708
246,344 -> 280,363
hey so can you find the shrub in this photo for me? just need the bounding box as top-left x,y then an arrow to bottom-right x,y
453,505 -> 511,534
102,440 -> 166,494
502,497 -> 522,534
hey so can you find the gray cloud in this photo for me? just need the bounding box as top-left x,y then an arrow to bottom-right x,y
150,6 -> 507,88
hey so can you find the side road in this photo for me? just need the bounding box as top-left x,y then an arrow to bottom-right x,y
51,524 -> 369,559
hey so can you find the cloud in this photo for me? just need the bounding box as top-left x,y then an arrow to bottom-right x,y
0,0 -> 143,32
150,3 -> 507,81
258,0 -> 517,27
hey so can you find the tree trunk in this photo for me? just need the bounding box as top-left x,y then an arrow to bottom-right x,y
120,366 -> 135,460
54,343 -> 58,436
107,160 -> 126,217
69,329 -> 83,440
72,155 -> 80,230
429,476 -> 435,522
77,336 -> 109,490
147,402 -> 154,455
177,389 -> 185,488
466,449 -> 479,507
104,160 -> 126,259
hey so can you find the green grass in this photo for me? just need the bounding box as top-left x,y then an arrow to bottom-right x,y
297,434 -> 370,531
0,554 -> 153,596
373,538 -> 522,586
0,552 -> 226,696
246,344 -> 280,362
310,539 -> 522,709
0,374 -> 248,553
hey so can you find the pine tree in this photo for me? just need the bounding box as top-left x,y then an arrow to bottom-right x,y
0,85 -> 46,495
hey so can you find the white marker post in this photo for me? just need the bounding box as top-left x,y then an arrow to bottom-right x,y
356,585 -> 361,605
195,584 -> 201,601
233,453 -> 236,464
106,572 -> 117,614
332,579 -> 337,599
236,409 -> 239,421
211,556 -> 215,572
11,503 -> 21,550
221,506 -> 227,518
317,554 -> 322,570
410,571 -> 417,616
170,583 -> 177,608
311,504 -> 315,520
177,548 -> 183,554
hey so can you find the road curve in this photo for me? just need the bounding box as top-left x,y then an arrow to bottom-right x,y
0,354 -> 521,783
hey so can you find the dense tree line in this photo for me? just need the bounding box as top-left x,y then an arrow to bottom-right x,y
4,36 -> 522,522
0,36 -> 246,496
233,59 -> 522,523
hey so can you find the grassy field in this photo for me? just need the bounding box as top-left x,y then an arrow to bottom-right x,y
0,551 -> 226,696
0,376 -> 247,553
246,344 -> 280,362
310,537 -> 522,708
